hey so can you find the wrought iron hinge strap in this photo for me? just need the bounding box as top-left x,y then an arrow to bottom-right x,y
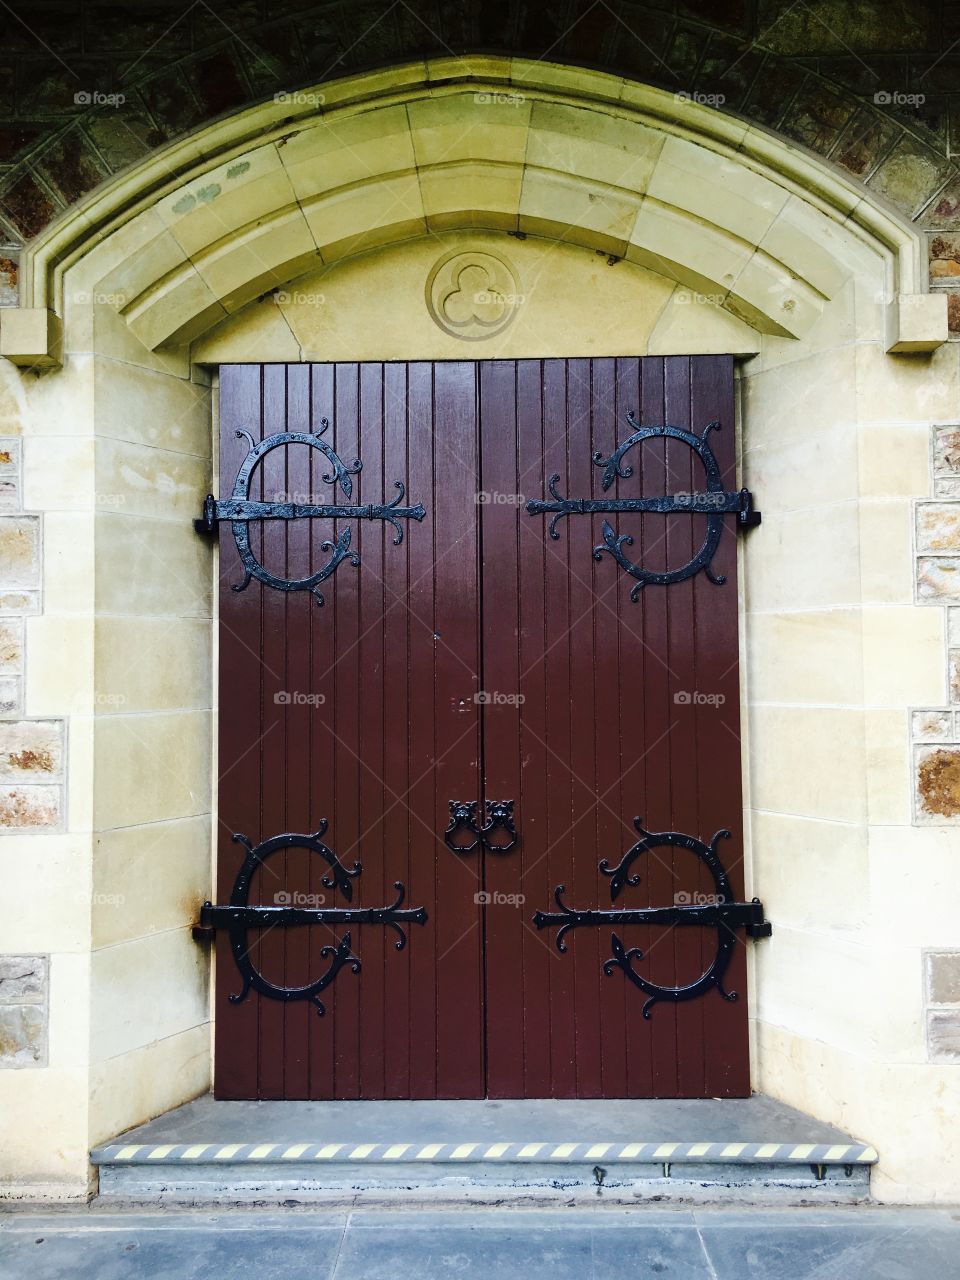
201,901 -> 428,930
197,496 -> 426,531
526,415 -> 760,598
532,820 -> 771,1019
195,826 -> 428,1015
532,900 -> 770,936
196,419 -> 426,605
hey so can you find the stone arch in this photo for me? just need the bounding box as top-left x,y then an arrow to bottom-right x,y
18,58 -> 927,358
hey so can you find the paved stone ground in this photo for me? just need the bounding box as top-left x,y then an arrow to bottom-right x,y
1,1206 -> 959,1279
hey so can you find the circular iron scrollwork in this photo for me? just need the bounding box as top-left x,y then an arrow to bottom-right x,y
599,821 -> 740,1019
196,418 -> 426,605
221,825 -> 362,1014
533,818 -> 770,1019
526,412 -> 759,600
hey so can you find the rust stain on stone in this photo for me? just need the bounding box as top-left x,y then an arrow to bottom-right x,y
0,451 -> 11,466
918,748 -> 960,817
0,789 -> 58,827
5,747 -> 55,773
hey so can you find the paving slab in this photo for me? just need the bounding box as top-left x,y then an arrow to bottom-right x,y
1,1207 -> 959,1280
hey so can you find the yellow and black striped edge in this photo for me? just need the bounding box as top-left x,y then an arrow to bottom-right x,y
91,1141 -> 878,1165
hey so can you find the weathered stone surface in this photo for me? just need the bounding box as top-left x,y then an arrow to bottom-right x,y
0,619 -> 23,672
951,651 -> 960,704
926,177 -> 960,230
918,557 -> 960,602
0,171 -> 61,242
0,253 -> 17,307
0,592 -> 38,615
779,83 -> 857,153
912,709 -> 953,741
917,745 -> 960,818
834,109 -> 901,179
0,784 -> 61,828
948,292 -> 960,335
0,438 -> 20,506
0,1003 -> 45,1066
927,1008 -> 960,1062
934,425 -> 960,475
0,955 -> 47,1004
0,676 -> 20,716
869,138 -> 953,219
917,502 -> 960,552
37,135 -> 110,206
0,516 -> 40,589
0,720 -> 64,780
759,0 -> 929,53
926,951 -> 960,1004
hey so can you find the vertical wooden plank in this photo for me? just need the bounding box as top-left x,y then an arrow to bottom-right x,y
478,360 -> 524,1097
432,360 -> 484,1098
659,357 -> 702,1097
329,363 -> 362,1099
356,361 -> 388,1098
405,362 -> 440,1097
281,362 -> 314,1100
633,357 -> 680,1098
214,364 -> 264,1099
540,359 -> 577,1097
307,362 -> 338,1099
609,356 -> 650,1097
382,361 -> 413,1098
514,359 -> 551,1096
593,356 -> 631,1099
564,357 -> 603,1097
255,363 -> 289,1100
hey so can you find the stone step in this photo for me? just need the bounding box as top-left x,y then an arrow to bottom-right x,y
90,1097 -> 877,1206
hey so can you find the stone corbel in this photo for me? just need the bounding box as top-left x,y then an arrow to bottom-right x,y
0,307 -> 63,369
885,293 -> 948,353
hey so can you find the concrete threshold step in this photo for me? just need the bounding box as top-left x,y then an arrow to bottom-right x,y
90,1097 -> 877,1207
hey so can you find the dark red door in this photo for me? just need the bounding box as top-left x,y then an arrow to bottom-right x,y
213,357 -> 750,1099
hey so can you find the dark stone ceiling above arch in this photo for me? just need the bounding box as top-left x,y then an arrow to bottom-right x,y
0,0 -> 958,249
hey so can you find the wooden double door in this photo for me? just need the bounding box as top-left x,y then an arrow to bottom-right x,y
214,356 -> 750,1100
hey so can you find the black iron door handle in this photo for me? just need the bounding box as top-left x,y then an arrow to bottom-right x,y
480,800 -> 517,852
444,800 -> 518,853
444,801 -> 482,852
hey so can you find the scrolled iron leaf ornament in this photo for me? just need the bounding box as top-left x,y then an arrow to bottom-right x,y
194,825 -> 427,1016
195,418 -> 427,604
533,820 -> 771,1019
526,413 -> 759,599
